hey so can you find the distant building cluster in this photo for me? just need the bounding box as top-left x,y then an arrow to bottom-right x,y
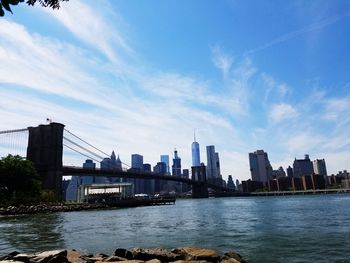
242,149 -> 350,193
63,131 -> 239,202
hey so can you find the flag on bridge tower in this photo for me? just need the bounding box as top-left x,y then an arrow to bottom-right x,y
46,118 -> 52,123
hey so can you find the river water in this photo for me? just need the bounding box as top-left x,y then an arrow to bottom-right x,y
1,194 -> 350,263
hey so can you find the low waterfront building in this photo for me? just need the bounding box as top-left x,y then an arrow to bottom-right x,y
77,183 -> 133,203
242,180 -> 264,192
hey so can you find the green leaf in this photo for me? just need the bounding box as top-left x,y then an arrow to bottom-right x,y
8,0 -> 20,5
0,5 -> 4,16
1,0 -> 13,13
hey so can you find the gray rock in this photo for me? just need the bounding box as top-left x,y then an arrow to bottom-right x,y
13,253 -> 33,263
145,260 -> 162,263
221,251 -> 246,263
30,250 -> 67,263
0,261 -> 26,263
3,251 -> 20,260
114,249 -> 133,260
170,260 -> 209,263
131,248 -> 181,262
105,256 -> 128,262
172,247 -> 220,262
66,250 -> 85,263
96,261 -> 144,263
220,259 -> 241,263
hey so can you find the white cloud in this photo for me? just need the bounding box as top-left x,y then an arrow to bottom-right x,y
43,0 -> 133,64
211,45 -> 234,76
261,73 -> 291,103
323,97 -> 350,121
269,103 -> 298,123
0,20 -> 120,110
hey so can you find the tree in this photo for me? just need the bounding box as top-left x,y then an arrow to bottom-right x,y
0,0 -> 68,17
0,154 -> 42,204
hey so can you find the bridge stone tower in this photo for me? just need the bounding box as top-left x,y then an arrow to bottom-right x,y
191,164 -> 209,198
26,122 -> 65,198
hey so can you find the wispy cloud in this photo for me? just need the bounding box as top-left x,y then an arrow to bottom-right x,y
245,12 -> 350,55
43,0 -> 133,64
211,45 -> 234,76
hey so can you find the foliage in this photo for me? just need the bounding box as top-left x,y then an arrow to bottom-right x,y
0,0 -> 68,17
40,189 -> 57,203
0,154 -> 42,205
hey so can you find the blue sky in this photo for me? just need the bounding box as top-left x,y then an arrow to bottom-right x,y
1,0 -> 350,182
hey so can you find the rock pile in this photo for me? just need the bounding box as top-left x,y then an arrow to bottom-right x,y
0,204 -> 108,216
0,247 -> 247,263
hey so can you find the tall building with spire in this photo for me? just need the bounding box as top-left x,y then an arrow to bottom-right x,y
172,149 -> 181,176
191,130 -> 200,167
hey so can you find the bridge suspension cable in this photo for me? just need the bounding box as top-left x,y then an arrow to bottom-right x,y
64,129 -> 111,158
0,128 -> 28,135
63,143 -> 102,164
63,128 -> 131,169
64,129 -> 131,168
63,136 -> 105,160
0,127 -> 29,158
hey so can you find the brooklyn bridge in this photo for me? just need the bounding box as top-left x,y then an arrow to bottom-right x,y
0,122 -> 236,198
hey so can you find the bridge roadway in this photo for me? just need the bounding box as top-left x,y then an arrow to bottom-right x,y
62,166 -> 234,192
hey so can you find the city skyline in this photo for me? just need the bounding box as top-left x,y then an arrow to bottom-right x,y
1,1 -> 350,181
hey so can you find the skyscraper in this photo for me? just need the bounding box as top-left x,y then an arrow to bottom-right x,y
206,145 -> 216,179
143,163 -> 154,194
236,179 -> 241,191
131,154 -> 143,170
154,162 -> 167,192
160,155 -> 170,174
227,175 -> 235,189
131,154 -> 144,193
191,131 -> 200,167
172,149 -> 181,176
313,159 -> 328,184
81,159 -> 95,184
287,166 -> 293,177
249,150 -> 273,184
206,145 -> 221,179
293,154 -> 314,177
313,159 -> 327,176
98,151 -> 120,184
215,152 -> 221,179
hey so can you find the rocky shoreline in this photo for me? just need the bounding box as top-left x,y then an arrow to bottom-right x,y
0,247 -> 247,263
0,203 -> 110,216
0,198 -> 176,216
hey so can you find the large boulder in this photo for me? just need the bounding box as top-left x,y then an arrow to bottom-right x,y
221,251 -> 246,263
131,248 -> 181,262
13,253 -> 33,263
114,249 -> 133,260
66,250 -> 85,263
220,259 -> 241,263
172,247 -> 220,262
30,250 -> 68,263
95,261 -> 144,263
104,255 -> 129,262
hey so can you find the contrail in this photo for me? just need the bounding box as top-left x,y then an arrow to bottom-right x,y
244,12 -> 350,55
